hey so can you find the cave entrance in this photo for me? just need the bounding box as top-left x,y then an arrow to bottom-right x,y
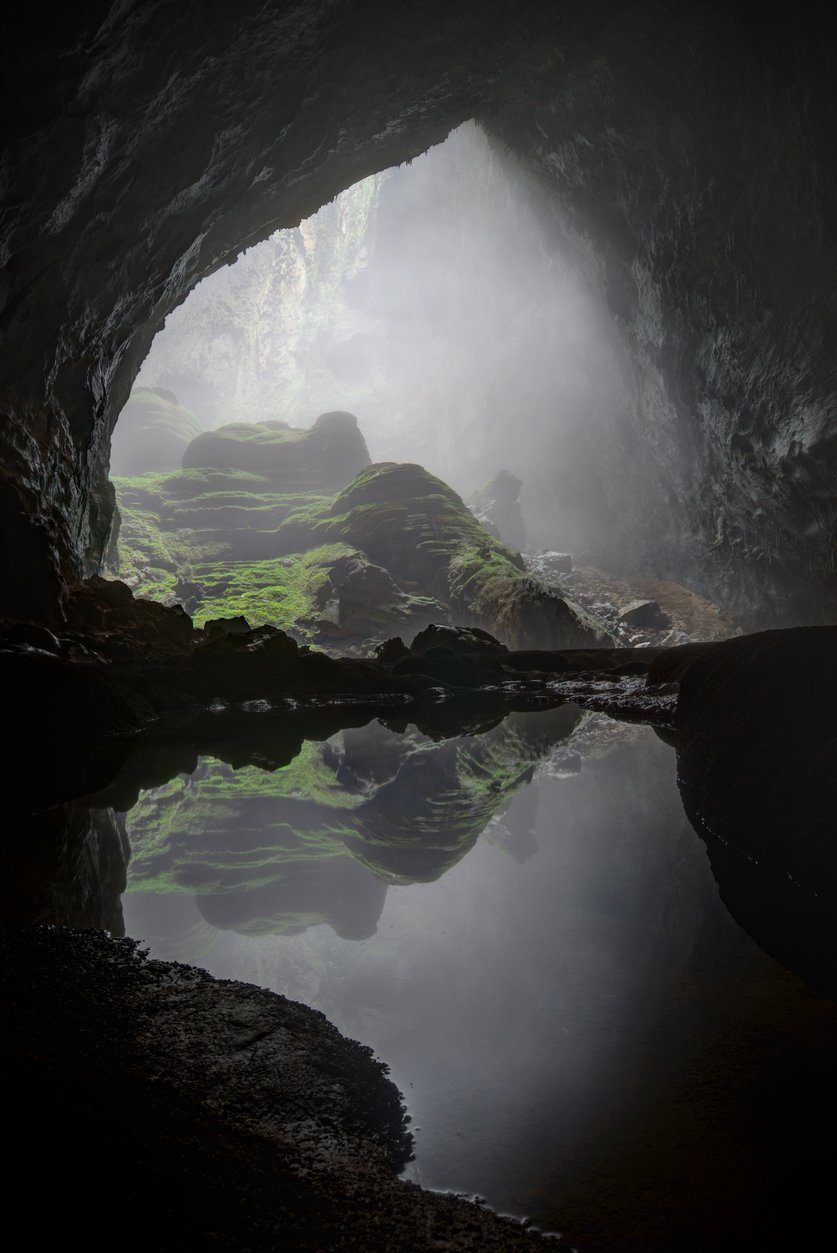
106,122 -> 727,652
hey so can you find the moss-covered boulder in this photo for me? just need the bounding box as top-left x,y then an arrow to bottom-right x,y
112,430 -> 610,648
326,462 -> 605,649
182,410 -> 370,490
110,387 -> 204,475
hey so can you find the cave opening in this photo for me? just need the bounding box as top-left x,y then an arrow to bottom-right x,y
106,122 -> 728,654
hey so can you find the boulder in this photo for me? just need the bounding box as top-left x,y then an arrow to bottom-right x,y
617,598 -> 670,629
182,410 -> 370,490
203,615 -> 252,639
330,554 -> 446,636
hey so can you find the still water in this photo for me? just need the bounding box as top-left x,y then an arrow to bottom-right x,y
119,707 -> 837,1252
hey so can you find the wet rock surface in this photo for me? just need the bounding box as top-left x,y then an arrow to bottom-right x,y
650,626 -> 837,999
0,923 -> 565,1249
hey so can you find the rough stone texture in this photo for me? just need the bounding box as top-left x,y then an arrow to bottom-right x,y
0,2 -> 547,622
3,3 -> 837,627
1,923 -> 567,1249
485,3 -> 837,624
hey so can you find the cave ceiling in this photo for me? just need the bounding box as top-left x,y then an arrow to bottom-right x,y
1,0 -> 835,626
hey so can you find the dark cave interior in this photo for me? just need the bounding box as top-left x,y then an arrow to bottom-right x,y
2,2 -> 837,1250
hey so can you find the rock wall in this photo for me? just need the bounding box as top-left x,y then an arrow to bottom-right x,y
485,3 -> 837,623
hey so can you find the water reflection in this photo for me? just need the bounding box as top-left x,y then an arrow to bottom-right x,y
6,689 -> 837,1253
122,705 -> 580,946
115,710 -> 837,1252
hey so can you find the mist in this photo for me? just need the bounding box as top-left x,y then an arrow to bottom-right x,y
126,122 -> 625,557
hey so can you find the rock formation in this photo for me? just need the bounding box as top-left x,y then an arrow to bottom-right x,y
113,419 -> 606,649
182,410 -> 371,490
468,470 -> 528,553
109,387 -> 204,476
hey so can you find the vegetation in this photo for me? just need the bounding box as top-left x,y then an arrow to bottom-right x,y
112,422 -> 607,649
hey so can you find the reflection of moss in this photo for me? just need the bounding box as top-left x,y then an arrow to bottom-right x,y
124,707 -> 582,942
347,706 -> 580,883
126,750 -> 359,897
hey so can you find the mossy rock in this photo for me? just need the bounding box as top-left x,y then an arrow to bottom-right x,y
113,447 -> 611,649
326,462 -> 607,649
182,410 -> 370,491
110,387 -> 204,476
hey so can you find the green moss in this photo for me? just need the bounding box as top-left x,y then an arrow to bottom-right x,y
113,457 -> 605,650
113,465 -> 344,630
188,543 -> 354,634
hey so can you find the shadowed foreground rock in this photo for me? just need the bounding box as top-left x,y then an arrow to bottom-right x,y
0,924 -> 560,1250
650,627 -> 837,999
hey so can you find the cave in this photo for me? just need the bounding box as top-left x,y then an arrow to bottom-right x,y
2,4 -> 836,1251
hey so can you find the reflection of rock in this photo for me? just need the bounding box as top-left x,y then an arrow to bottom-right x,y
1,803 -> 129,933
468,470 -> 527,552
197,854 -> 387,941
124,705 -> 581,942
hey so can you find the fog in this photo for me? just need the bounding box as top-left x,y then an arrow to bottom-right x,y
129,121 -> 626,556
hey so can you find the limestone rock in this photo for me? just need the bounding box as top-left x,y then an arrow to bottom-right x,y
617,599 -> 671,629
329,553 -> 445,636
330,462 -> 605,649
182,411 -> 370,491
110,388 -> 204,476
468,470 -> 527,552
